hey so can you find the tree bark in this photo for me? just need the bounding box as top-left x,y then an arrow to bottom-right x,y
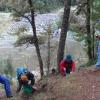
28,0 -> 44,77
47,31 -> 50,75
57,0 -> 71,72
92,24 -> 95,58
86,0 -> 92,59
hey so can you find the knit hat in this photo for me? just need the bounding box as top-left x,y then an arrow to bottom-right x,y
65,54 -> 72,61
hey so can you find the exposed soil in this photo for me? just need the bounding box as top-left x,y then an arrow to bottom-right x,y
1,67 -> 100,100
34,67 -> 100,100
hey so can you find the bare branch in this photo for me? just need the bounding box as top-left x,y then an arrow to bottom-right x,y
14,34 -> 35,47
9,7 -> 32,25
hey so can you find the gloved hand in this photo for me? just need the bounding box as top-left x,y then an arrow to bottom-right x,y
70,72 -> 73,74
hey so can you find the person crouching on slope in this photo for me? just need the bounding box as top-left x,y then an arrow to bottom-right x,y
16,67 -> 36,94
60,54 -> 75,76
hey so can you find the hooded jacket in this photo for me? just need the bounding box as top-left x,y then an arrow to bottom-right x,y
17,72 -> 35,93
60,59 -> 75,76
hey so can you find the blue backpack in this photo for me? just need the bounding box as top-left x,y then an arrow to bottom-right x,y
16,67 -> 28,78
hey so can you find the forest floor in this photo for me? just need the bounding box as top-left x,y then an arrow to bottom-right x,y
1,66 -> 100,100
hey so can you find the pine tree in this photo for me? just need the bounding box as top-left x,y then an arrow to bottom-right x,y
57,0 -> 71,71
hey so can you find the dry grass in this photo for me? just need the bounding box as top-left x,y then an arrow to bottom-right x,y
1,67 -> 100,100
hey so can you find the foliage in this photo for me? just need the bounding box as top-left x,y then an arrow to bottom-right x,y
69,0 -> 100,59
0,0 -> 10,12
54,14 -> 63,29
85,58 -> 97,66
14,34 -> 34,46
91,0 -> 100,22
71,0 -> 77,6
4,58 -> 14,77
14,34 -> 47,46
0,0 -> 64,13
0,57 -> 14,77
34,92 -> 46,100
70,23 -> 86,34
9,26 -> 28,36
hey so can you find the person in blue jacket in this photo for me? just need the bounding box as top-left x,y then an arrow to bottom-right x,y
95,30 -> 100,69
0,75 -> 12,98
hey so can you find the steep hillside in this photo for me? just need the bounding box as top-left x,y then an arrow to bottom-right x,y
33,67 -> 100,100
1,66 -> 100,100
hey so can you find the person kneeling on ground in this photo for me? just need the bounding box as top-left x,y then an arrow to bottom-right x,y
0,75 -> 12,98
16,67 -> 36,94
60,54 -> 75,76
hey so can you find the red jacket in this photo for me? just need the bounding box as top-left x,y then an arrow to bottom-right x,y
96,35 -> 100,39
59,60 -> 75,76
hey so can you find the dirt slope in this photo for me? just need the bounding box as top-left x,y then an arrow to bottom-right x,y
1,67 -> 100,100
33,67 -> 100,100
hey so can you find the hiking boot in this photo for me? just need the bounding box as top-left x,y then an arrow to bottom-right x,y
7,95 -> 13,98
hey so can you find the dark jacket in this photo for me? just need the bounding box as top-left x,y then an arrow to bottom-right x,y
17,72 -> 35,92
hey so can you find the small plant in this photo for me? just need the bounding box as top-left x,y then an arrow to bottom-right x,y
85,58 -> 97,67
34,92 -> 46,100
4,58 -> 14,76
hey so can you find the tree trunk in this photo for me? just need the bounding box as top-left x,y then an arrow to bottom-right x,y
86,0 -> 92,59
28,0 -> 44,77
92,24 -> 95,58
47,31 -> 50,75
57,0 -> 71,72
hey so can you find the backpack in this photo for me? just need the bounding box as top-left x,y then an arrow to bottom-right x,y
22,85 -> 33,94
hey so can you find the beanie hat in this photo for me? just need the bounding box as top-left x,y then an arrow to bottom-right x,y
65,54 -> 72,62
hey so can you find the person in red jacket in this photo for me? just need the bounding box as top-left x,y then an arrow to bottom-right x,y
60,54 -> 75,76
